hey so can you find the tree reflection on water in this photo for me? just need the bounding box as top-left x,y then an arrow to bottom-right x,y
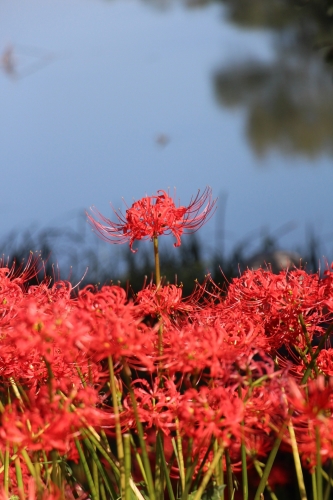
213,0 -> 333,157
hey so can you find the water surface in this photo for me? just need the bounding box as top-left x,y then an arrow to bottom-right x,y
1,0 -> 332,271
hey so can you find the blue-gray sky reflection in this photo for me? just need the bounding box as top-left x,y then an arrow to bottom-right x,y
1,0 -> 332,266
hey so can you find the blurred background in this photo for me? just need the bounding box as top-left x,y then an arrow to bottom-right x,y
1,0 -> 333,293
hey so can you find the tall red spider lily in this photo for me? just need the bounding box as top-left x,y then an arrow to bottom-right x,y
178,386 -> 244,447
317,348 -> 333,377
0,383 -> 104,454
225,268 -> 328,350
122,378 -> 180,435
135,283 -> 194,324
286,376 -> 333,469
0,251 -> 43,287
87,187 -> 216,252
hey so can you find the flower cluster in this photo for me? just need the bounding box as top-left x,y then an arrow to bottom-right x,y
1,189 -> 333,499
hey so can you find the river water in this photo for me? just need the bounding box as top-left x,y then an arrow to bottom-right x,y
1,0 -> 333,274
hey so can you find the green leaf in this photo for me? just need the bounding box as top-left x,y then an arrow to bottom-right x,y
187,484 -> 226,500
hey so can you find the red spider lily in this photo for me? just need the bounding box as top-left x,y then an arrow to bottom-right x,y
87,187 -> 216,252
287,376 -> 333,420
135,283 -> 194,324
317,348 -> 333,377
0,251 -> 43,287
0,338 -> 100,390
243,375 -> 289,451
0,267 -> 25,326
0,470 -> 86,499
71,285 -> 156,369
161,312 -> 265,379
319,264 -> 333,312
178,386 -> 244,447
162,320 -> 233,378
286,376 -> 333,468
0,456 -> 31,500
123,377 -> 180,435
0,281 -> 100,388
0,383 -> 104,454
0,476 -> 76,500
0,253 -> 50,326
211,303 -> 268,350
4,246 -> 333,498
134,275 -> 218,326
2,295 -> 81,365
225,268 -> 326,350
27,279 -> 73,303
2,282 -> 153,371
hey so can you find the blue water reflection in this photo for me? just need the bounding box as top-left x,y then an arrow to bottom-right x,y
0,0 -> 332,271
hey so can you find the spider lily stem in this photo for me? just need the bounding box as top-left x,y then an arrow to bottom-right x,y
108,356 -> 126,500
153,235 -> 161,288
122,362 -> 156,500
288,421 -> 307,500
316,426 -> 323,500
193,446 -> 224,500
153,235 -> 164,378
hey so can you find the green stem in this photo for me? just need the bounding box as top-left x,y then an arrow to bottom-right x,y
33,452 -> 43,498
253,431 -> 284,500
130,435 -> 148,484
175,418 -> 186,493
213,439 -> 223,488
312,470 -> 318,500
100,481 -> 107,500
92,445 -> 100,500
83,436 -> 117,499
75,438 -> 98,500
83,429 -> 145,500
100,430 -> 112,453
299,314 -> 315,358
108,355 -> 125,499
122,362 -> 156,500
11,380 -> 29,406
43,357 -> 54,403
225,449 -> 234,500
75,363 -> 87,387
237,386 -> 248,500
9,377 -> 22,402
88,358 -> 93,385
83,429 -> 120,482
153,235 -> 161,288
130,480 -> 147,500
193,447 -> 224,500
153,235 -> 164,379
14,447 -> 25,499
220,452 -> 224,500
241,436 -> 248,500
124,434 -> 131,500
155,431 -> 164,500
253,460 -> 279,500
157,433 -> 175,500
288,422 -> 307,500
51,450 -> 60,488
41,450 -> 50,486
316,426 -> 323,500
188,439 -> 213,494
4,443 -> 9,497
323,461 -> 333,500
21,449 -> 36,479
322,467 -> 333,487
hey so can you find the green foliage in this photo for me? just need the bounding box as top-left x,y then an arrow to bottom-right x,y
188,485 -> 226,500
